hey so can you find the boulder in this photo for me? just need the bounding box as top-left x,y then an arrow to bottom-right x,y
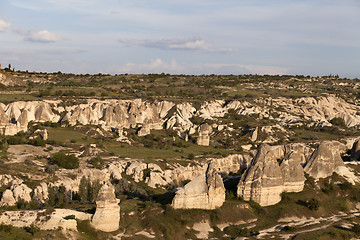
91,182 -> 120,232
171,167 -> 225,209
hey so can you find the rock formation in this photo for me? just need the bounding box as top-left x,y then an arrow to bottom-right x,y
237,144 -> 285,206
91,182 -> 120,232
0,189 -> 16,207
237,143 -> 308,206
280,144 -> 306,192
197,123 -> 212,146
33,183 -> 49,204
304,141 -> 346,179
171,166 -> 225,209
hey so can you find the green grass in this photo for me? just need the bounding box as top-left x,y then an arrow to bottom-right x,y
0,226 -> 66,240
106,141 -> 234,160
293,226 -> 356,240
47,127 -> 87,143
0,94 -> 40,103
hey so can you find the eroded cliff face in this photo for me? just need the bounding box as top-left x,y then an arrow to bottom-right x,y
0,96 -> 359,147
304,141 -> 346,179
171,167 -> 225,210
237,144 -> 286,206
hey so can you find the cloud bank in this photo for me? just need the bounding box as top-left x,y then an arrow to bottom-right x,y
119,37 -> 235,53
0,19 -> 11,31
25,30 -> 62,43
110,58 -> 287,75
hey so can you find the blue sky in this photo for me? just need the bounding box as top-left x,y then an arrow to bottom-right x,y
0,0 -> 359,78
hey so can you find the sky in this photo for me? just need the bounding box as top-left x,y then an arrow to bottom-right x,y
0,0 -> 359,78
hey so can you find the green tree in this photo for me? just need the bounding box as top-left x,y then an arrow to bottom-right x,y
78,176 -> 89,203
51,152 -> 79,169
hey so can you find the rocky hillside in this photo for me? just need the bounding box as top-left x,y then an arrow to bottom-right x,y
0,72 -> 359,239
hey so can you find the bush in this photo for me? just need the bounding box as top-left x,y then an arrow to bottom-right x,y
24,224 -> 40,235
330,117 -> 346,128
281,225 -> 296,232
51,152 -> 79,169
0,224 -> 12,232
223,226 -> 258,238
89,156 -> 104,169
352,224 -> 360,235
28,138 -> 46,147
63,215 -> 76,220
306,198 -> 320,211
321,181 -> 335,194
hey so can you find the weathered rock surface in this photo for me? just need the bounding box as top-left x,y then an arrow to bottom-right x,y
304,141 -> 346,179
237,144 -> 285,206
91,182 -> 120,232
33,182 -> 49,204
0,189 -> 16,207
0,209 -> 91,230
280,144 -> 307,192
208,154 -> 251,176
197,123 -> 212,146
171,167 -> 225,209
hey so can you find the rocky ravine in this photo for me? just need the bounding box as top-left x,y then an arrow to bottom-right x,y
0,96 -> 359,145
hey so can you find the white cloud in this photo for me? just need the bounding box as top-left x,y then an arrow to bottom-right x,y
0,19 -> 11,32
108,58 -> 287,75
25,30 -> 62,43
119,37 -> 235,53
119,37 -> 210,50
113,58 -> 185,73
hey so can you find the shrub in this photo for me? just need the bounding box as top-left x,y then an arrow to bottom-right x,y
24,224 -> 40,235
63,215 -> 76,220
89,156 -> 104,169
28,138 -> 46,147
223,226 -> 258,238
281,225 -> 296,232
330,117 -> 346,128
352,224 -> 360,235
321,181 -> 335,194
306,198 -> 319,211
0,224 -> 12,232
51,152 -> 79,169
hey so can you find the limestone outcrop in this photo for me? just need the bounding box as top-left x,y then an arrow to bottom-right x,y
91,182 -> 120,232
171,167 -> 225,209
304,141 -> 346,179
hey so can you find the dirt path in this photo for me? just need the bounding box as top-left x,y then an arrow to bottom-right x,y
256,211 -> 360,239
